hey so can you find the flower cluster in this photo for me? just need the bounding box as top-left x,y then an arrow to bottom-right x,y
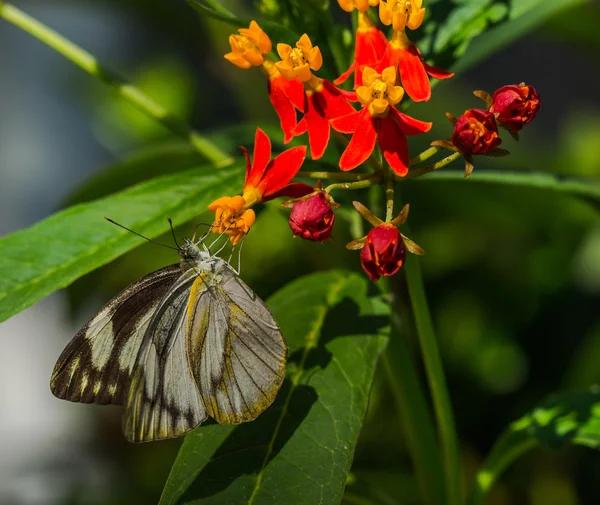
209,2 -> 541,282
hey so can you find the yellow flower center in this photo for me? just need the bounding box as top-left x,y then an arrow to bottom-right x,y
275,34 -> 323,83
379,0 -> 425,32
357,66 -> 405,117
337,0 -> 380,12
207,195 -> 257,245
224,21 -> 272,69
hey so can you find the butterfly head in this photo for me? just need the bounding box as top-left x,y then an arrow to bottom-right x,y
178,238 -> 211,271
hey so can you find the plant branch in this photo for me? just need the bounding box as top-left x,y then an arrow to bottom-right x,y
0,2 -> 232,166
325,175 -> 381,194
404,253 -> 462,505
409,145 -> 443,167
402,152 -> 462,180
297,171 -> 372,181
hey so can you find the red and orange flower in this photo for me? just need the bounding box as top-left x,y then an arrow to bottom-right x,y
335,2 -> 388,89
378,0 -> 453,102
208,128 -> 312,244
331,66 -> 431,175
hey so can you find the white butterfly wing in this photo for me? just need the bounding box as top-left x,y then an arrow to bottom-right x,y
50,265 -> 181,405
186,266 -> 287,424
124,269 -> 207,442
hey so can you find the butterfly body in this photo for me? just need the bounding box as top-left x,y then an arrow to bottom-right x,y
51,239 -> 287,442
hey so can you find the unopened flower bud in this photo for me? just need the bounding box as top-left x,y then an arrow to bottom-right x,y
289,192 -> 335,242
452,109 -> 501,156
490,84 -> 540,132
360,223 -> 406,281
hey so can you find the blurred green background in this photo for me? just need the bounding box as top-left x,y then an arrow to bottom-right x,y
1,0 -> 600,504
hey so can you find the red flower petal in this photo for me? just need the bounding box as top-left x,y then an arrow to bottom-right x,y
259,146 -> 307,197
378,114 -> 409,176
334,61 -> 356,86
263,182 -> 314,201
321,81 -> 356,119
354,27 -> 388,87
424,62 -> 454,80
398,45 -> 431,102
339,110 -> 376,171
268,78 -> 299,144
240,145 -> 251,183
330,109 -> 363,134
282,76 -> 305,111
390,107 -> 432,136
304,91 -> 331,160
245,128 -> 272,188
293,118 -> 308,136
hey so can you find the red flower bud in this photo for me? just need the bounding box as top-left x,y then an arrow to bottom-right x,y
289,192 -> 335,241
490,84 -> 540,132
360,223 -> 406,282
452,109 -> 501,156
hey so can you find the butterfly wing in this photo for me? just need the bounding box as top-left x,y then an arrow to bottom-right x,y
123,269 -> 208,442
186,265 -> 287,424
50,265 -> 181,405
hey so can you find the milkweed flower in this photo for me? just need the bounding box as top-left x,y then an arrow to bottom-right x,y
277,35 -> 355,160
490,84 -> 541,132
378,0 -> 453,102
331,66 -> 432,175
347,201 -> 424,282
208,128 -> 312,244
334,3 -> 388,88
452,109 -> 502,157
224,21 -> 305,143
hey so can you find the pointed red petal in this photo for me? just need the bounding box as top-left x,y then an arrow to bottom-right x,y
378,114 -> 409,176
260,146 -> 307,196
268,78 -> 298,144
245,128 -> 272,188
334,61 -> 356,86
330,109 -> 363,134
355,27 -> 388,87
321,81 -> 356,119
263,182 -> 314,202
339,112 -> 377,171
424,62 -> 454,80
304,92 -> 331,160
282,77 -> 306,111
390,107 -> 432,136
240,145 -> 251,185
292,117 -> 307,136
377,42 -> 400,74
398,45 -> 431,102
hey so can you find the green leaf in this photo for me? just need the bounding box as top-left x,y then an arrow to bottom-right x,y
420,0 -> 589,71
186,0 -> 299,46
159,271 -> 390,505
468,387 -> 600,505
454,0 -> 590,72
0,164 -> 243,324
407,170 -> 600,207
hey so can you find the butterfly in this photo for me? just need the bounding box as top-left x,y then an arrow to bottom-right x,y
50,233 -> 287,442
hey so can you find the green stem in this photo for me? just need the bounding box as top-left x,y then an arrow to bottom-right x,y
385,175 -> 394,222
468,432 -> 537,505
0,2 -> 232,166
405,253 -> 462,505
296,171 -> 371,181
325,175 -> 381,194
383,307 -> 446,505
402,152 -> 462,180
409,146 -> 443,167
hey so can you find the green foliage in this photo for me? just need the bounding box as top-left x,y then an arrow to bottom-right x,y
469,387 -> 600,505
0,165 -> 243,324
159,271 -> 390,505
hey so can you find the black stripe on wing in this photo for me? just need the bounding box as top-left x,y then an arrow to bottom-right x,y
50,265 -> 181,406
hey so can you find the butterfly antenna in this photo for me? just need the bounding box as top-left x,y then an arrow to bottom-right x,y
167,218 -> 181,249
104,217 -> 178,251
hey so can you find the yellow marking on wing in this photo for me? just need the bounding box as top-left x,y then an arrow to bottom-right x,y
186,273 -> 210,327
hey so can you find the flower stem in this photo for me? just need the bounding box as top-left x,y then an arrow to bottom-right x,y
324,175 -> 381,194
384,172 -> 395,222
402,152 -> 462,180
0,2 -> 233,166
404,253 -> 462,505
409,145 -> 443,167
383,304 -> 446,505
297,171 -> 372,181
